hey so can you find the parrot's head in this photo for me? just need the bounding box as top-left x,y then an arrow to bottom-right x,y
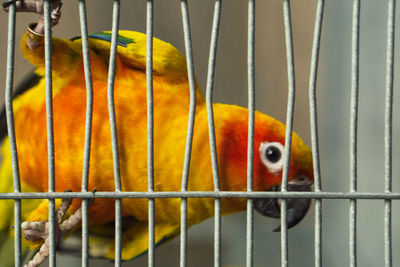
217,105 -> 313,230
252,113 -> 313,231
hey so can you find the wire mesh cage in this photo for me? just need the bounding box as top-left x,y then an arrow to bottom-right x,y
0,0 -> 399,266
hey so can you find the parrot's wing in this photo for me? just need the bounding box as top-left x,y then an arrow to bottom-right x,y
60,217 -> 179,261
94,219 -> 179,260
17,30 -> 204,112
20,30 -> 195,83
118,220 -> 179,260
78,31 -> 193,82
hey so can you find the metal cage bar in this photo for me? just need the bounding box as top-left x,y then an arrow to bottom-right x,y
281,0 -> 296,266
308,0 -> 325,266
78,0 -> 94,266
107,0 -> 123,265
180,1 -> 197,266
1,190 -> 400,200
146,0 -> 155,266
349,0 -> 361,266
384,0 -> 396,266
4,2 -> 22,266
43,1 -> 57,266
204,1 -> 222,267
246,0 -> 255,266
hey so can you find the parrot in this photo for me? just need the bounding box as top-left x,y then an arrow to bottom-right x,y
0,2 -> 313,265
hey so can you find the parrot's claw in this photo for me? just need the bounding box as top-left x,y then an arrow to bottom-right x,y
21,221 -> 47,242
3,0 -> 61,19
22,191 -> 95,267
3,0 -> 62,50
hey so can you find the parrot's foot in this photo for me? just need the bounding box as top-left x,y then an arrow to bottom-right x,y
22,192 -> 95,267
3,0 -> 62,50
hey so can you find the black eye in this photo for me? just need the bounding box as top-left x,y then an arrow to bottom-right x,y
259,141 -> 285,173
266,146 -> 282,163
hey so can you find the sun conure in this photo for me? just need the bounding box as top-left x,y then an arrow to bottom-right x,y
0,30 -> 313,261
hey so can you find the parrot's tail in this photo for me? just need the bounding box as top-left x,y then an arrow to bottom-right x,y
0,138 -> 20,266
0,139 -> 41,266
0,138 -> 15,231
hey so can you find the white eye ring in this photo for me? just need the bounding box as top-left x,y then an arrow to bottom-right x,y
259,142 -> 285,174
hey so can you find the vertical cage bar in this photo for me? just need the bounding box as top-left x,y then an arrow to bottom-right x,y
43,0 -> 56,266
349,0 -> 360,266
214,193 -> 221,267
384,0 -> 396,266
308,0 -> 325,266
146,0 -> 155,266
180,197 -> 188,267
246,0 -> 255,266
180,1 -> 197,266
78,0 -> 94,266
4,2 -> 22,266
107,0 -> 122,266
281,0 -> 296,266
205,1 -> 222,267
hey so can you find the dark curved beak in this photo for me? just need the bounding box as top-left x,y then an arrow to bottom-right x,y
254,177 -> 312,232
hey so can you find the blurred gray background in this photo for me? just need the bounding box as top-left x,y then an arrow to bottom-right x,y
0,0 -> 399,266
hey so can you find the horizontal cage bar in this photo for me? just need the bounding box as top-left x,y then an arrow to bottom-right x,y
0,191 -> 399,199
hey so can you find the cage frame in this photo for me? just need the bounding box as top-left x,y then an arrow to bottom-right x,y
2,0 -> 397,266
